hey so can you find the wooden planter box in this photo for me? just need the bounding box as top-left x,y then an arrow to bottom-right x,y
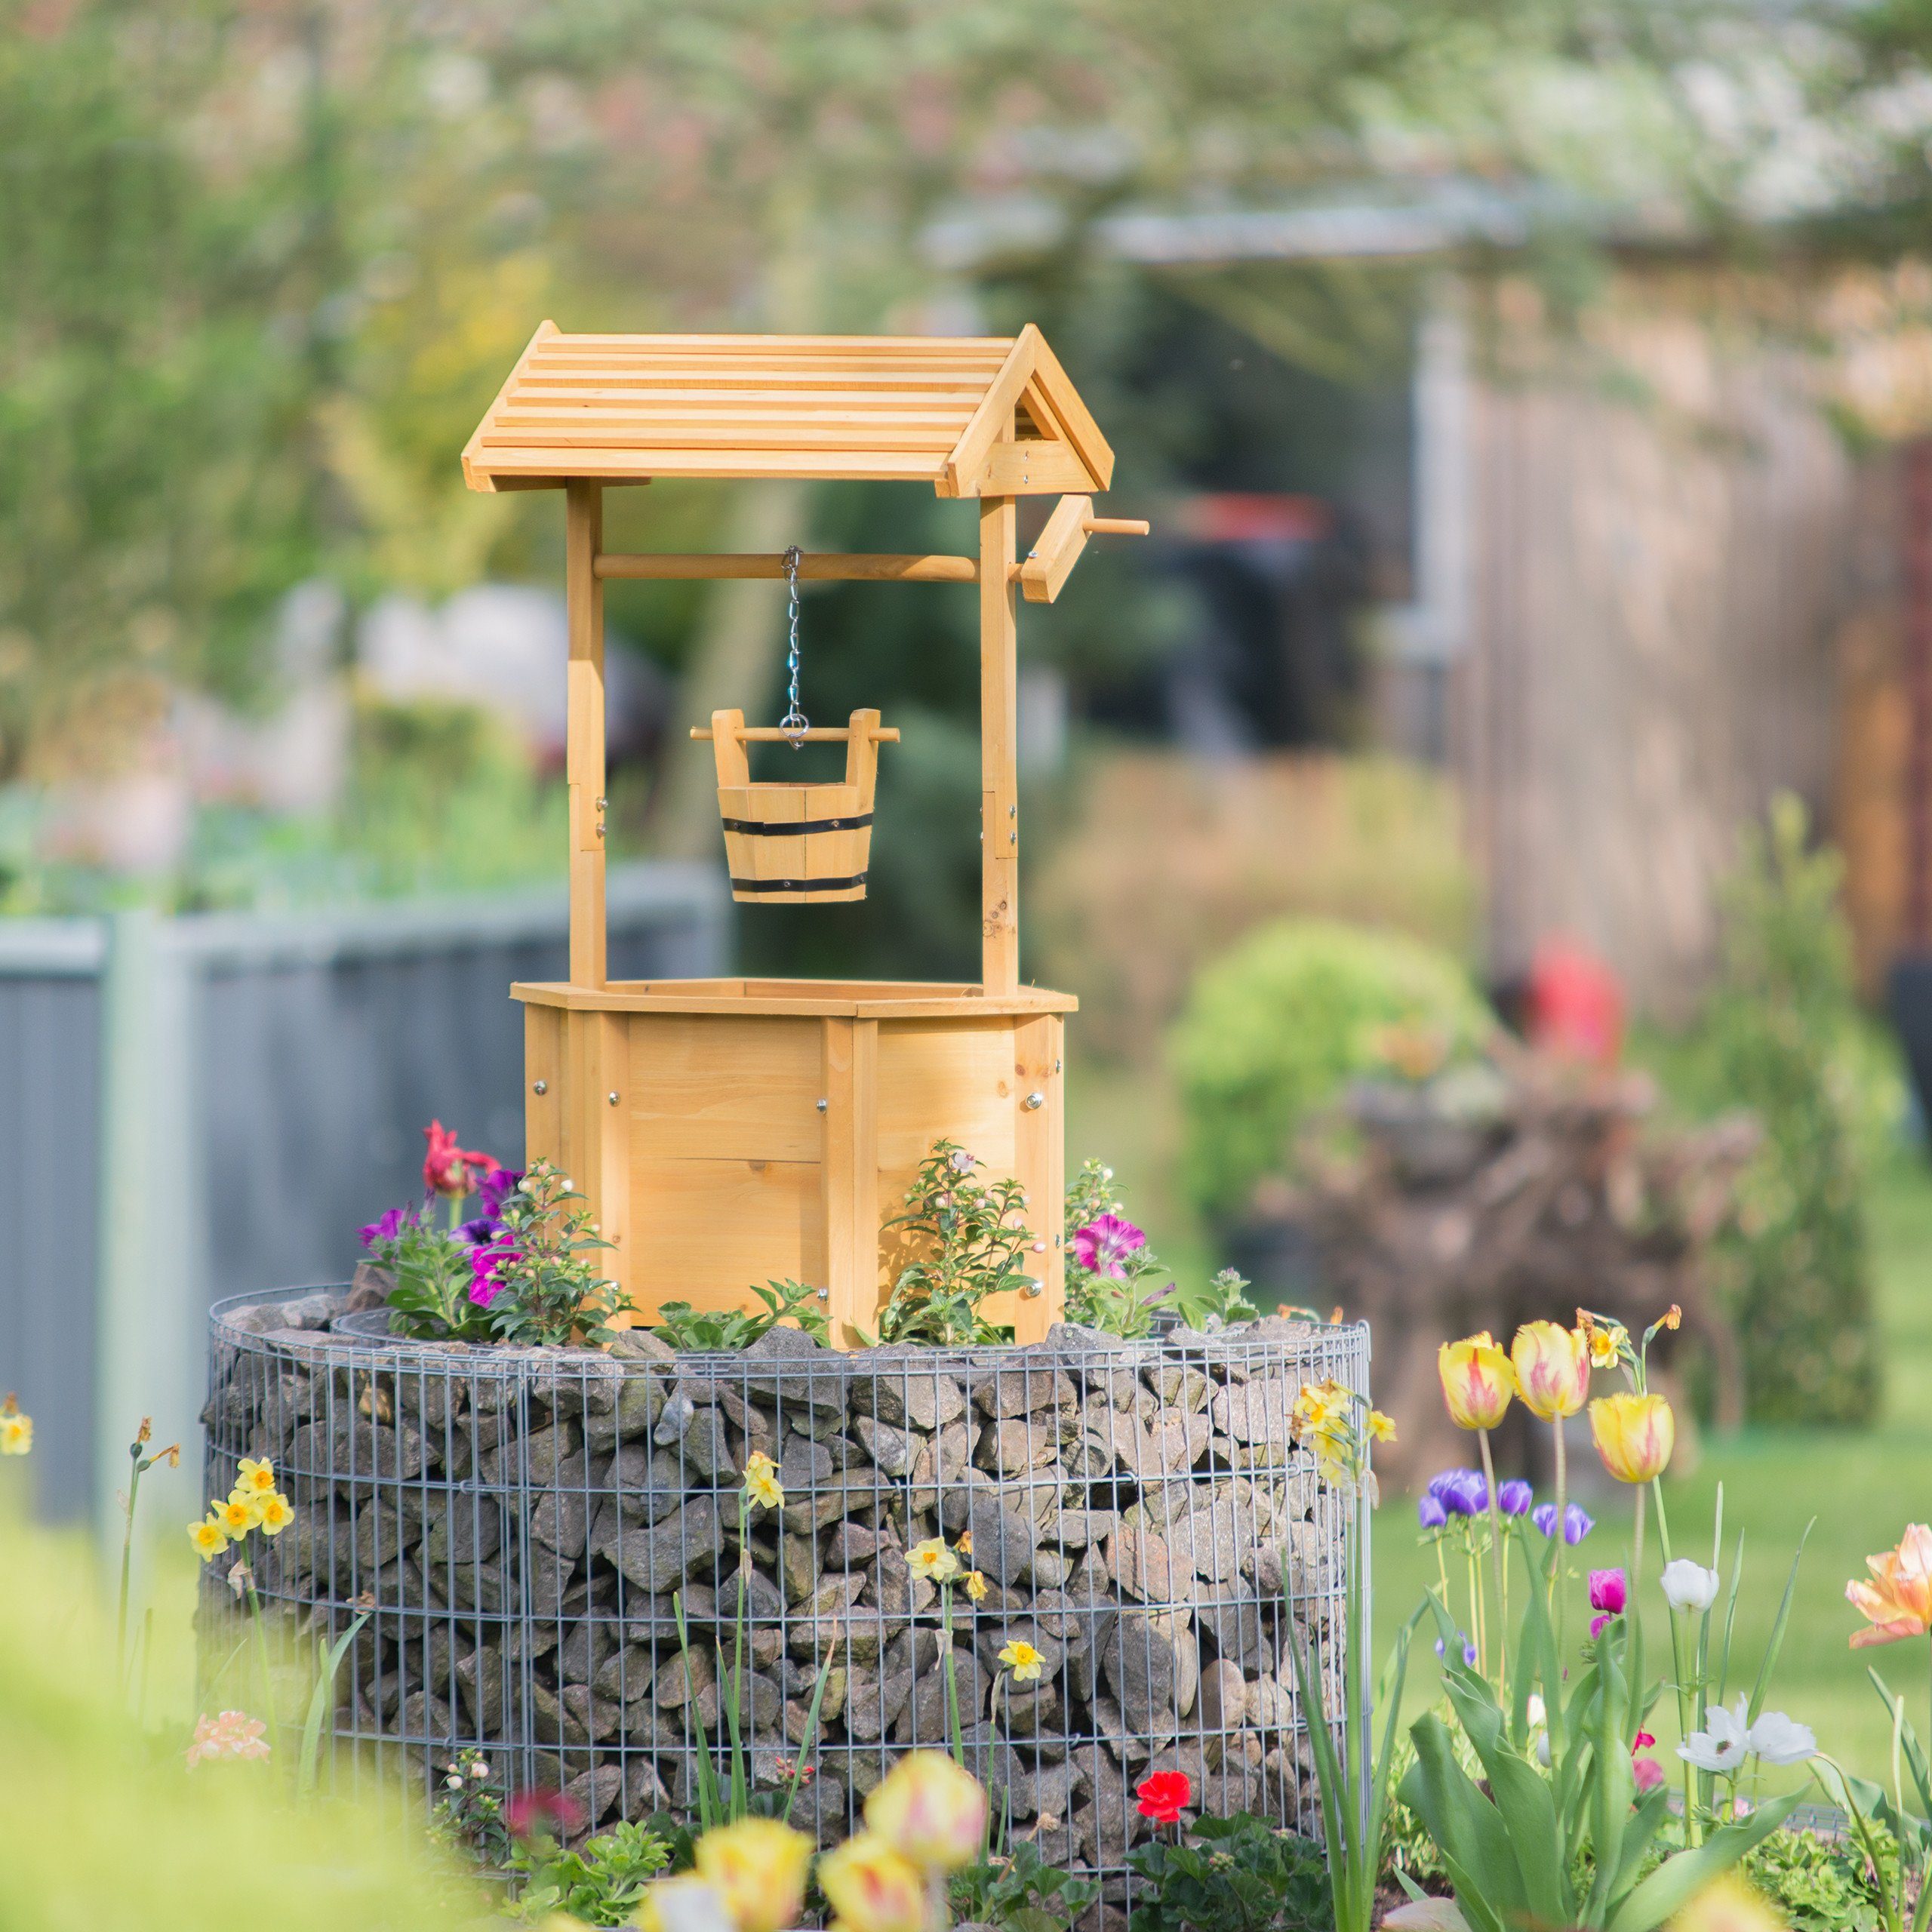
518,978 -> 1072,1340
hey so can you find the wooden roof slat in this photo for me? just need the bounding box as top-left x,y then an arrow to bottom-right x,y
465,325 -> 1109,494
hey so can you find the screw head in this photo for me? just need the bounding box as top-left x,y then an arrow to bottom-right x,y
816,1098 -> 829,1113
1023,1281 -> 1043,1299
1023,1091 -> 1045,1111
817,1287 -> 830,1302
533,1080 -> 547,1095
608,1091 -> 620,1106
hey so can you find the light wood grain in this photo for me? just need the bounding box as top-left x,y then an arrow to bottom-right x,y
980,492 -> 1020,992
565,481 -> 606,987
606,552 -> 974,584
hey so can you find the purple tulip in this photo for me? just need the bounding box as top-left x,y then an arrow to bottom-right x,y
1418,1493 -> 1449,1530
1498,1480 -> 1534,1517
1532,1502 -> 1595,1545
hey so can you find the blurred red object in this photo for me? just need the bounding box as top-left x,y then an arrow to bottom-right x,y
1527,939 -> 1623,1066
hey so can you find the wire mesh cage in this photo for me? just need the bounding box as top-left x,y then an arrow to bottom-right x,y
202,1289 -> 1368,1911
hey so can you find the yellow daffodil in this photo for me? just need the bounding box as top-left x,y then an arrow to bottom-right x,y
188,1517 -> 229,1562
905,1538 -> 960,1586
1588,1392 -> 1675,1484
1292,1377 -> 1350,1433
998,1639 -> 1044,1683
964,1570 -> 989,1603
1437,1334 -> 1514,1431
0,1393 -> 31,1457
954,1530 -> 972,1555
215,1495 -> 262,1539
817,1832 -> 927,1932
1510,1321 -> 1592,1420
693,1817 -> 812,1932
255,1492 -> 295,1536
1847,1524 -> 1932,1647
864,1749 -> 988,1871
234,1457 -> 277,1496
742,1451 -> 784,1511
1366,1409 -> 1397,1444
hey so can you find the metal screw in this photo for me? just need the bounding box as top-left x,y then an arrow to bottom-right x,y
816,1098 -> 829,1113
1023,1091 -> 1044,1110
1054,1058 -> 1063,1073
608,1091 -> 620,1106
1023,1281 -> 1043,1299
817,1287 -> 830,1302
595,797 -> 607,811
533,1080 -> 547,1095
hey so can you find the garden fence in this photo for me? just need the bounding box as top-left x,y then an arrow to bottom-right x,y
0,863 -> 729,1531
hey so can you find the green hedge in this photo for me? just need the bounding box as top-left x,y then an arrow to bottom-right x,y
1171,917 -> 1493,1222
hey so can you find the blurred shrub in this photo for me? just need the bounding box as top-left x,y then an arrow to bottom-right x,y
1034,751 -> 1478,1062
1171,915 -> 1494,1223
1698,795 -> 1878,1425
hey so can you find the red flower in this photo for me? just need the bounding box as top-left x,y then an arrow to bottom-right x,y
504,1786 -> 585,1840
423,1121 -> 499,1200
1632,1730 -> 1656,1750
1135,1770 -> 1192,1826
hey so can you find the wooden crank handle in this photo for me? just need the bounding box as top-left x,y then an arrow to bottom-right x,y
690,725 -> 902,743
1081,515 -> 1150,537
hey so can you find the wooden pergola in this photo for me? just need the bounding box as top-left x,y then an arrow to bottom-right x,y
464,325 -> 1143,1343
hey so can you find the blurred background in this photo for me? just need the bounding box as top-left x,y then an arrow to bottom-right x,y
7,0 -> 1932,1772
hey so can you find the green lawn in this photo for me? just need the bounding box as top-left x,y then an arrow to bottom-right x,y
1067,1058 -> 1932,1787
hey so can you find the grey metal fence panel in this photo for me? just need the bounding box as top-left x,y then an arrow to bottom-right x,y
0,864 -> 730,1531
0,949 -> 103,1523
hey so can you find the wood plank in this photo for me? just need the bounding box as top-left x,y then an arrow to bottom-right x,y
483,423 -> 964,453
500,401 -> 974,426
522,364 -> 999,392
980,492 -> 1020,993
512,978 -> 1078,1018
1023,333 -> 1115,491
462,318 -> 557,493
475,448 -> 943,481
626,1158 -> 825,1321
943,327 -> 1041,497
565,481 -> 606,986
540,331 -> 1014,350
875,1020 -> 1019,1173
972,440 -> 1093,496
629,1012 -> 823,1161
1001,1013 -> 1064,1341
524,1002 -> 563,1173
820,1016 -> 882,1346
515,383 -> 988,408
596,1012 -> 633,1321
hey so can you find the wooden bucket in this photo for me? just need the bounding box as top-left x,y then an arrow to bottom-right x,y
707,707 -> 891,904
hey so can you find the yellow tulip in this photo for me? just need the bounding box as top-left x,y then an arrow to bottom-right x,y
1847,1524 -> 1932,1647
635,1875 -> 732,1932
1438,1334 -> 1514,1430
864,1749 -> 987,1871
1669,1872 -> 1786,1932
1588,1392 -> 1675,1484
1510,1322 -> 1592,1421
817,1832 -> 927,1932
692,1817 -> 811,1932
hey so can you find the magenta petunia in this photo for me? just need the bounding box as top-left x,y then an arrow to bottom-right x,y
1072,1213 -> 1147,1279
359,1205 -> 408,1249
467,1239 -> 518,1308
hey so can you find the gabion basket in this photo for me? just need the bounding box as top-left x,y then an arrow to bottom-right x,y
202,1288 -> 1367,1910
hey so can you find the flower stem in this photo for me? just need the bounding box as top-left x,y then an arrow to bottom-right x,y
1478,1428 -> 1508,1700
1552,1419 -> 1568,1666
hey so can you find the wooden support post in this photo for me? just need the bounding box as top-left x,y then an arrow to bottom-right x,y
1011,1012 -> 1065,1341
821,1016 -> 881,1343
566,480 -> 608,987
979,491 -> 1020,993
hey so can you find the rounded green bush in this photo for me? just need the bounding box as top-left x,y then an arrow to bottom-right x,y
1171,916 -> 1494,1221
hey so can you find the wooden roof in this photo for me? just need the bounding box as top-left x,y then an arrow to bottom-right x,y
462,322 -> 1113,498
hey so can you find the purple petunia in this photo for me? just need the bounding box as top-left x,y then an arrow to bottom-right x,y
1498,1479 -> 1534,1517
359,1205 -> 408,1249
467,1238 -> 518,1309
478,1168 -> 525,1219
1532,1502 -> 1595,1546
1072,1214 -> 1147,1280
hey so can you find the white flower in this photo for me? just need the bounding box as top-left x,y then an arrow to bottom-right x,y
1749,1710 -> 1817,1765
1678,1695 -> 1752,1773
1524,1693 -> 1552,1766
1661,1559 -> 1721,1613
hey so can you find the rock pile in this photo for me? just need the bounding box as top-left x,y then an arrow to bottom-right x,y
203,1291 -> 1361,1889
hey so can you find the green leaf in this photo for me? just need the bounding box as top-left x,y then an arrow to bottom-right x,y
1747,1520 -> 1813,1725
1404,1713 -> 1521,1932
1605,1791 -> 1802,1932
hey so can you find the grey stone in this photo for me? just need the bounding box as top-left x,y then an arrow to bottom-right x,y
591,1495 -> 724,1594
739,1324 -> 844,1410
1195,1597 -> 1276,1674
971,1366 -> 1078,1421
609,1328 -> 678,1365
854,1414 -> 915,1477
848,1350 -> 967,1430
1100,1607 -> 1198,1733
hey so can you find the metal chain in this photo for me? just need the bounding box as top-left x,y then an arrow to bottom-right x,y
779,544 -> 808,746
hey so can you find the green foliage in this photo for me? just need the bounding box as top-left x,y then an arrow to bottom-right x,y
509,1818 -> 671,1926
654,1280 -> 830,1351
376,1205 -> 497,1345
1127,1814 -> 1333,1932
952,1838 -> 1101,1932
485,1162 -> 621,1349
868,1140 -> 1036,1347
429,1748 -> 514,1869
1171,918 -> 1493,1222
1740,1826 -> 1899,1932
1702,795 -> 1878,1424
